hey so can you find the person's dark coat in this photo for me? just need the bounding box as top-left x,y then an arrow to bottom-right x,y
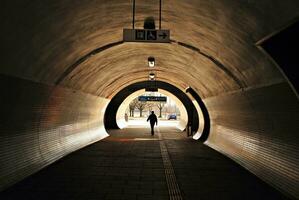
147,113 -> 158,126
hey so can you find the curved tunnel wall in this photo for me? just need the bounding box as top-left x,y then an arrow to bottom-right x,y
186,87 -> 211,142
0,74 -> 109,191
204,82 -> 299,198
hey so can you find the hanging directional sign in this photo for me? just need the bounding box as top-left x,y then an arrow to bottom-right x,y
123,29 -> 170,43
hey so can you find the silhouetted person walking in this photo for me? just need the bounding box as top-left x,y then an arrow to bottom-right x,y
147,111 -> 158,135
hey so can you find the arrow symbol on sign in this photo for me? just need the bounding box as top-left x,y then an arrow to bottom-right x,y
159,32 -> 168,39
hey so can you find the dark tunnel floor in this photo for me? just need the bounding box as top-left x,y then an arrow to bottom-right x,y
0,126 -> 288,200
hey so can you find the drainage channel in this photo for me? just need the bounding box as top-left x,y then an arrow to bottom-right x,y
158,128 -> 183,200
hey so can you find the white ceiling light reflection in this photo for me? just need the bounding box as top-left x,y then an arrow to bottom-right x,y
148,57 -> 155,67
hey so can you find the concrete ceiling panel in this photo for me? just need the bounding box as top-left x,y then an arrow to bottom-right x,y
0,0 -> 298,98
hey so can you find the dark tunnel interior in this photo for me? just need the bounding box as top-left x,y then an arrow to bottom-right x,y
261,20 -> 299,93
0,1 -> 298,199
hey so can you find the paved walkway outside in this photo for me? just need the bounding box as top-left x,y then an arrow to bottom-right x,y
0,124 -> 288,200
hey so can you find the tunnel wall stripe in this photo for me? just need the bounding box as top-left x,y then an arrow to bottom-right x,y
204,81 -> 299,199
55,39 -> 245,91
55,41 -> 123,85
172,40 -> 246,89
0,74 -> 109,191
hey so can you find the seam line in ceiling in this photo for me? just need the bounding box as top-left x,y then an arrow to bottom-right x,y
55,41 -> 124,85
55,39 -> 246,89
171,40 -> 246,89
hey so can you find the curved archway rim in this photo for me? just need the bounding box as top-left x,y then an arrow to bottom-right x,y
55,40 -> 244,89
104,80 -> 210,141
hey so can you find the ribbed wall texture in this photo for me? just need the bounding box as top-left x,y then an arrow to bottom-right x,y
0,74 -> 109,191
204,81 -> 299,199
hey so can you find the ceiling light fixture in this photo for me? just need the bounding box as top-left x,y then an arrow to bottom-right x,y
149,72 -> 155,80
148,57 -> 155,67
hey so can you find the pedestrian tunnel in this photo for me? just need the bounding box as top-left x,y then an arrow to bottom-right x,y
0,1 -> 299,199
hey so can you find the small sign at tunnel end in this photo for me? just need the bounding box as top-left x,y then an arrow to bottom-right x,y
138,96 -> 167,102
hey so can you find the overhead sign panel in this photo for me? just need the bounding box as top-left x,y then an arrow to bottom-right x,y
123,29 -> 170,43
138,96 -> 167,102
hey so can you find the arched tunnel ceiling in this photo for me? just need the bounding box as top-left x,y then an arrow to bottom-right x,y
1,0 -> 299,98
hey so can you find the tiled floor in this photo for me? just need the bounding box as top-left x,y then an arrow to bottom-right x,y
0,125 -> 288,200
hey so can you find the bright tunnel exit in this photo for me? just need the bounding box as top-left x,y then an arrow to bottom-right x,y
104,81 -> 206,140
116,89 -> 188,130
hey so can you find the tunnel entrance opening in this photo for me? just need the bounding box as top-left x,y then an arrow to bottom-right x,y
104,81 -> 210,142
117,90 -> 184,131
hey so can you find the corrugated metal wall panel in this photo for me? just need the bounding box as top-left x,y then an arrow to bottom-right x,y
0,75 -> 109,191
204,82 -> 299,199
